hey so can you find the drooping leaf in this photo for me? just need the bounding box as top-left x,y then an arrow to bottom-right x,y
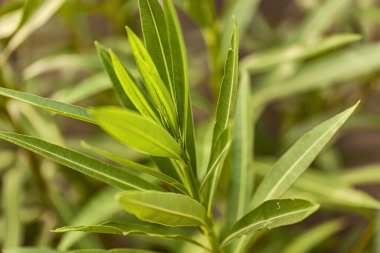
109,50 -> 159,122
95,41 -> 135,109
139,0 -> 173,96
250,102 -> 358,209
283,219 -> 344,253
57,188 -> 120,251
54,222 -> 208,250
0,132 -> 158,191
92,107 -> 182,159
341,165 -> 380,185
116,191 -> 206,227
81,141 -> 188,195
221,199 -> 319,247
126,27 -> 178,133
0,87 -> 96,124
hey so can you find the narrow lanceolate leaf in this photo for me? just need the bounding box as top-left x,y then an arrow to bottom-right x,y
0,132 -> 157,191
227,71 -> 253,226
95,41 -> 135,109
162,0 -> 188,134
54,222 -> 209,250
81,141 -> 188,195
212,23 -> 239,145
162,0 -> 197,173
116,191 -> 207,227
221,199 -> 319,247
109,50 -> 159,122
250,103 -> 359,209
139,0 -> 174,97
0,87 -> 95,124
57,188 -> 120,251
126,27 -> 178,134
93,107 -> 182,159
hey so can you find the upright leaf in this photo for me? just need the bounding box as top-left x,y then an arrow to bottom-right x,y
226,71 -> 253,226
162,0 -> 197,174
0,132 -> 158,191
109,50 -> 159,123
127,27 -> 178,133
116,191 -> 207,227
0,87 -> 96,124
250,103 -> 358,209
139,0 -> 173,96
221,199 -> 319,247
95,42 -> 135,109
93,107 -> 182,159
212,23 -> 239,145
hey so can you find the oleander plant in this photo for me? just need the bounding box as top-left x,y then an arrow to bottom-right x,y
1,0 -> 380,253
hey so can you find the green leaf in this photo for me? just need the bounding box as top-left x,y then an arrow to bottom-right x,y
183,0 -> 215,27
3,168 -> 24,248
109,50 -> 159,122
0,10 -> 21,39
139,0 -> 173,96
0,87 -> 96,124
116,191 -> 207,227
0,132 -> 158,191
57,188 -> 120,251
226,71 -> 253,226
212,23 -> 239,145
162,0 -> 197,174
250,102 -> 358,209
221,199 -> 319,247
95,41 -> 135,109
283,219 -> 344,253
81,141 -> 188,195
0,0 -> 65,65
3,248 -> 61,253
341,165 -> 380,185
126,27 -> 178,133
92,107 -> 182,159
54,222 -> 209,250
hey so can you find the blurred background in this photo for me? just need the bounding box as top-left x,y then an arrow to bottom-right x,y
1,0 -> 380,252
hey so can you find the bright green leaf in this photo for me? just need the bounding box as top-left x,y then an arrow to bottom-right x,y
116,191 -> 206,227
93,107 -> 182,159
